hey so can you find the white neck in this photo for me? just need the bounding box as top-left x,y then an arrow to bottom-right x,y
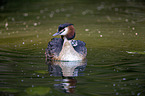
57,37 -> 83,61
63,37 -> 72,44
60,27 -> 69,35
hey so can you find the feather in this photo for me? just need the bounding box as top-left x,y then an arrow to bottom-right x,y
46,38 -> 63,59
46,38 -> 87,60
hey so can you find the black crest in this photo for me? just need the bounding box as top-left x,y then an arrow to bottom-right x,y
58,23 -> 73,31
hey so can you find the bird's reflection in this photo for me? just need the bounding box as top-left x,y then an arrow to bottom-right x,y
46,60 -> 87,93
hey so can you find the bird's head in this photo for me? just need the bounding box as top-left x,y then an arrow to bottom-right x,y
53,23 -> 75,40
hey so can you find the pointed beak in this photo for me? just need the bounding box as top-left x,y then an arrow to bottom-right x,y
52,32 -> 60,36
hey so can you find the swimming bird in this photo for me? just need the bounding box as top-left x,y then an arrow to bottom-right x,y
45,23 -> 87,61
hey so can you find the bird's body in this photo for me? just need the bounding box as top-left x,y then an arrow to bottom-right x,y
45,23 -> 87,61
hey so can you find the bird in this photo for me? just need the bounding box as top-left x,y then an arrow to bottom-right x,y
45,23 -> 87,61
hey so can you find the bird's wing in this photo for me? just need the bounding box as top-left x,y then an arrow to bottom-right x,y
73,40 -> 87,57
46,38 -> 63,59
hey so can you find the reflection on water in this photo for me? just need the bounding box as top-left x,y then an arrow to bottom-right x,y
46,60 -> 87,93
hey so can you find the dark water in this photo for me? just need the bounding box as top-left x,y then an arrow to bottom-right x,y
0,0 -> 145,96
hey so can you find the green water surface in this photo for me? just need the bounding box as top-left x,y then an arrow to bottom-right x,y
0,0 -> 145,96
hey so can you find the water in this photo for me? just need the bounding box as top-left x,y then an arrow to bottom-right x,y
0,0 -> 145,96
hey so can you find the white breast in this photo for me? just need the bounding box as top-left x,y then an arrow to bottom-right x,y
58,37 -> 84,61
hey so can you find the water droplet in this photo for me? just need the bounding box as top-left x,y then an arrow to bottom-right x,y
12,17 -> 15,21
98,31 -> 101,33
38,22 -> 41,25
36,16 -> 40,19
8,33 -> 10,35
49,13 -> 53,18
26,25 -> 28,28
23,13 -> 28,17
34,23 -> 37,26
132,27 -> 135,30
97,4 -> 104,10
37,35 -> 39,38
49,11 -> 54,18
66,14 -> 70,17
82,11 -> 86,15
32,85 -> 34,87
116,92 -> 119,95
56,9 -> 60,13
135,33 -> 138,35
5,22 -> 8,27
40,10 -> 44,13
125,19 -> 128,22
137,93 -> 141,96
85,29 -> 89,31
118,17 -> 122,20
23,22 -> 26,25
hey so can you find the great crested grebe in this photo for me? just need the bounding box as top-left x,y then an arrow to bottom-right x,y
45,23 -> 87,61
